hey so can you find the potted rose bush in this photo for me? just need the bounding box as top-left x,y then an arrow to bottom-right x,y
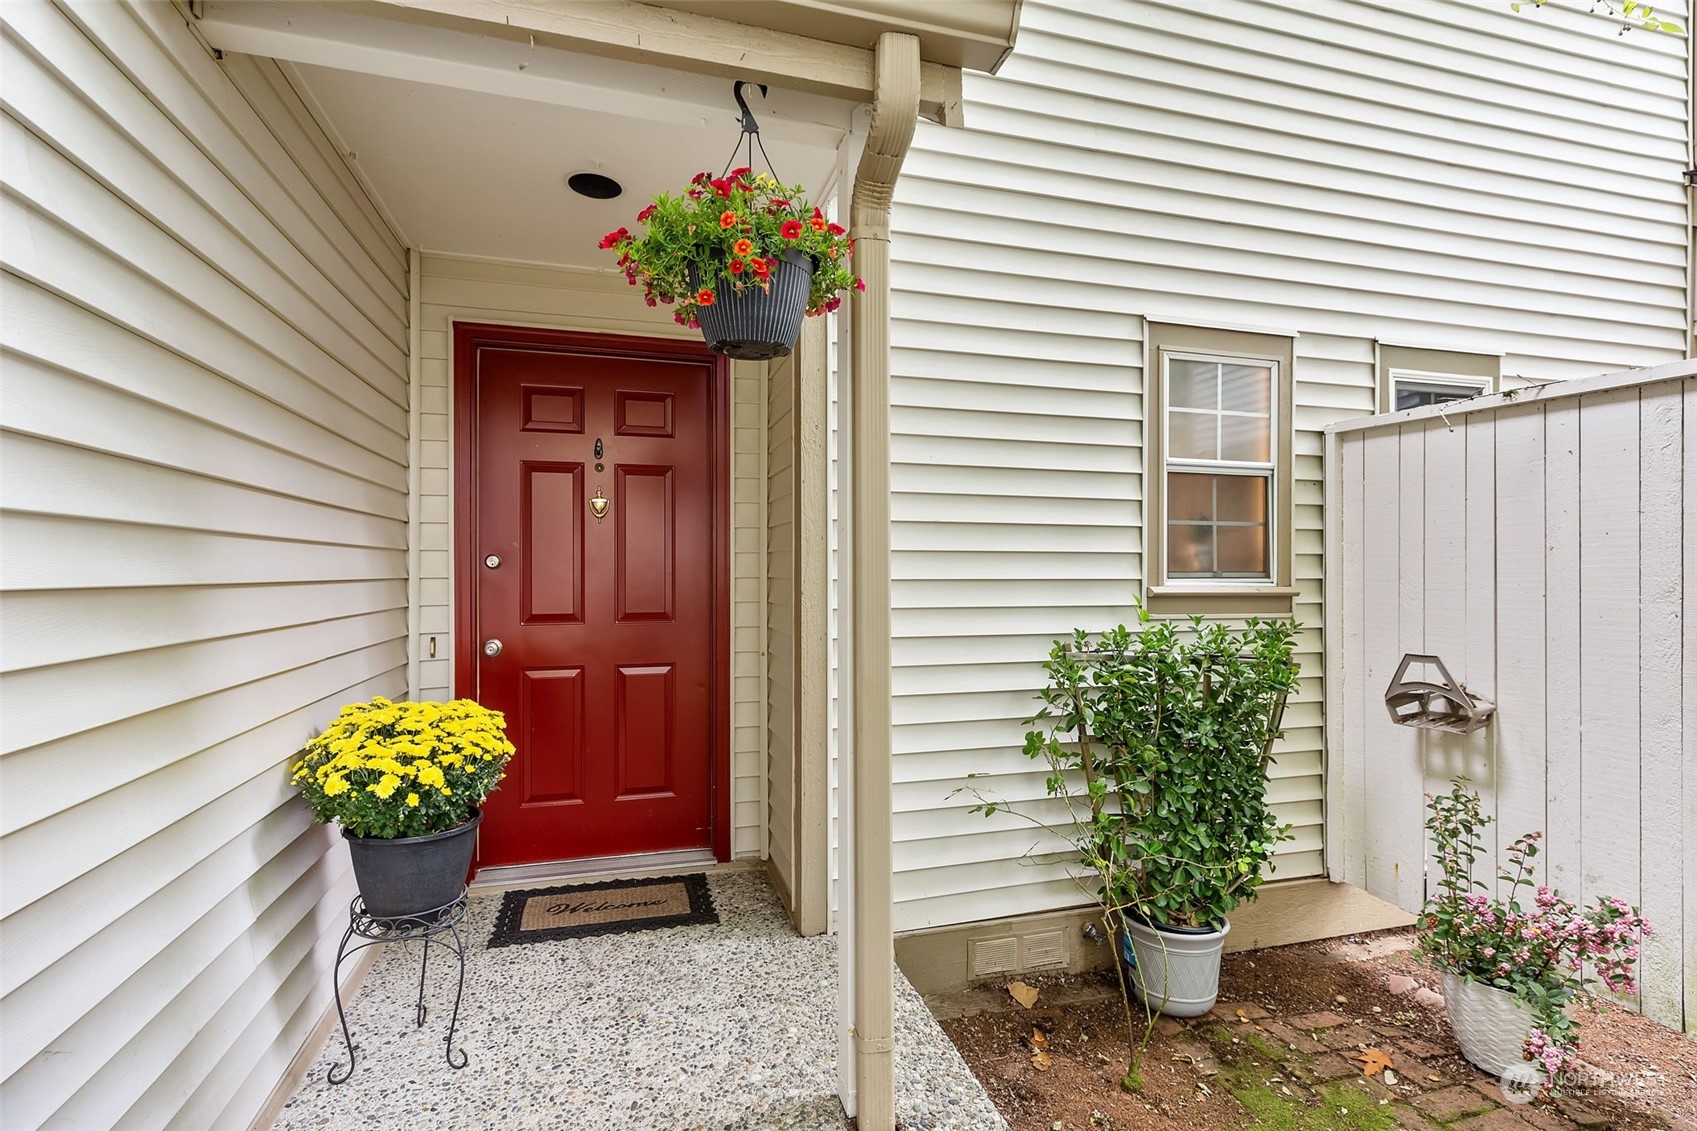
1418,780 -> 1650,1090
292,697 -> 515,917
599,168 -> 860,360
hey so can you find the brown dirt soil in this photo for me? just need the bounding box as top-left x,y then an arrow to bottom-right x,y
934,927 -> 1697,1131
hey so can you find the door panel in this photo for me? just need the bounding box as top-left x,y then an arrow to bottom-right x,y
463,334 -> 719,868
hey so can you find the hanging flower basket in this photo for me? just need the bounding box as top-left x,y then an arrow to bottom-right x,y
600,168 -> 860,361
686,249 -> 813,361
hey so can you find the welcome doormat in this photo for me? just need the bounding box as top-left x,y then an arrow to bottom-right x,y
486,873 -> 717,948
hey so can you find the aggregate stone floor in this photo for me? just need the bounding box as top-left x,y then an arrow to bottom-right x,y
272,869 -> 1006,1131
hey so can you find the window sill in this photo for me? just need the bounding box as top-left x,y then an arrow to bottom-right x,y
1144,585 -> 1299,617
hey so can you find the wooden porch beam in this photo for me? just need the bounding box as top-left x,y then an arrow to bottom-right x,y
365,0 -> 963,125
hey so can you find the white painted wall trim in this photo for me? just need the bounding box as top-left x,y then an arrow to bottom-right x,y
406,247 -> 423,699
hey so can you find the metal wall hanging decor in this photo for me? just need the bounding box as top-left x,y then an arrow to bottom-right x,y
1383,653 -> 1496,734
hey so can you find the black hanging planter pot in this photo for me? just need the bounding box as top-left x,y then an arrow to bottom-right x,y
690,250 -> 814,361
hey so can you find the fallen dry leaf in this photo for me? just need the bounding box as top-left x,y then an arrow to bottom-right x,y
1031,1049 -> 1052,1071
1352,1048 -> 1395,1077
1008,981 -> 1039,1009
1236,1008 -> 1252,1024
1031,1028 -> 1049,1049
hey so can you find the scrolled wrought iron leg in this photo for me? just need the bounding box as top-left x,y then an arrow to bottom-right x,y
443,919 -> 468,1070
415,937 -> 430,1028
327,919 -> 360,1085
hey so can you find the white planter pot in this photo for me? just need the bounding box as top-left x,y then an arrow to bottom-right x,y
1442,972 -> 1534,1077
1120,915 -> 1230,1018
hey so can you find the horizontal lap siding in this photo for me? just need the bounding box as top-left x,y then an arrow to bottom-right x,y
0,4 -> 406,1129
885,0 -> 1687,933
413,256 -> 770,859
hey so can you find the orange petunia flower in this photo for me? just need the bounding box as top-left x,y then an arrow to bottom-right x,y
720,210 -> 738,229
697,287 -> 715,306
733,238 -> 754,257
752,257 -> 771,278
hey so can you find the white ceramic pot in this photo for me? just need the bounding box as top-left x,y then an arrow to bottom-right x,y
1441,971 -> 1534,1076
1120,914 -> 1231,1018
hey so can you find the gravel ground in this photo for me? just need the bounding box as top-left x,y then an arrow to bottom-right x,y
273,869 -> 1003,1130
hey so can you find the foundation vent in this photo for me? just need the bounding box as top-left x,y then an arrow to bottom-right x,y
1020,929 -> 1067,970
968,936 -> 1019,978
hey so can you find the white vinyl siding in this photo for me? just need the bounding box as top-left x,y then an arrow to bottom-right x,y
882,0 -> 1687,932
1,3 -> 407,1128
411,254 -> 770,859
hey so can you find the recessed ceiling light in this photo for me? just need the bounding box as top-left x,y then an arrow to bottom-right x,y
567,172 -> 622,200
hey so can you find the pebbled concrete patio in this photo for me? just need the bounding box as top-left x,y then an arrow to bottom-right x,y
271,867 -> 1005,1131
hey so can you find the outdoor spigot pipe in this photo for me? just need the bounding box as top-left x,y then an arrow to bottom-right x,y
848,29 -> 920,1131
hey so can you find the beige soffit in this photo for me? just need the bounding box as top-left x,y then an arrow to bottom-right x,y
642,0 -> 1023,73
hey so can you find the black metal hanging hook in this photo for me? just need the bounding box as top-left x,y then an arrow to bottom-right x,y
733,81 -> 767,135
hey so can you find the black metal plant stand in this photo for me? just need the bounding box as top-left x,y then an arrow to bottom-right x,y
327,889 -> 470,1084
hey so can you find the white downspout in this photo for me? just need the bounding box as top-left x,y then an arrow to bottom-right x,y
847,30 -> 920,1131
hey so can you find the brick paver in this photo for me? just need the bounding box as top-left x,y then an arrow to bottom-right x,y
1454,1110 -> 1543,1131
1286,1010 -> 1349,1029
1412,1084 -> 1499,1121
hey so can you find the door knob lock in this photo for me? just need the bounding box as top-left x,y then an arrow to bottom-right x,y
484,553 -> 502,569
483,638 -> 503,657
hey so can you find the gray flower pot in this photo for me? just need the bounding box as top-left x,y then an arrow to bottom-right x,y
1120,913 -> 1231,1018
690,249 -> 813,361
343,808 -> 481,918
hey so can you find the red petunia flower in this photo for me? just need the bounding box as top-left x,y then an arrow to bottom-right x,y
733,238 -> 754,257
752,257 -> 771,278
854,277 -> 866,292
827,222 -> 846,236
729,259 -> 746,274
597,226 -> 629,250
780,220 -> 804,240
810,207 -> 827,232
691,172 -> 711,185
720,210 -> 739,229
696,288 -> 715,306
730,166 -> 752,178
636,205 -> 656,223
710,178 -> 734,198
771,199 -> 791,208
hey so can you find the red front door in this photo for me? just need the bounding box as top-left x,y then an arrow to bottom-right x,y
455,326 -> 724,868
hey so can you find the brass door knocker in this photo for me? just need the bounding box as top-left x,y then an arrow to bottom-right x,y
588,487 -> 610,522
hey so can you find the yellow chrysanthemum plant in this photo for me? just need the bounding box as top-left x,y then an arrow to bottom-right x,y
291,697 -> 515,840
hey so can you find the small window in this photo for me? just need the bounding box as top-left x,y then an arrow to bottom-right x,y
1145,322 -> 1295,616
1390,370 -> 1488,412
1376,344 -> 1498,413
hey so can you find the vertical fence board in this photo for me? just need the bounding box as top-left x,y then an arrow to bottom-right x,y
1491,407 -> 1548,872
1361,429 -> 1413,906
1636,384 -> 1685,1028
1576,389 -> 1641,921
1543,399 -> 1584,903
1462,414 -> 1497,822
1684,380 -> 1697,1034
1338,434 -> 1368,887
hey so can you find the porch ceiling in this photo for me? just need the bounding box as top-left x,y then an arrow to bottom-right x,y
286,61 -> 846,267
201,2 -> 854,268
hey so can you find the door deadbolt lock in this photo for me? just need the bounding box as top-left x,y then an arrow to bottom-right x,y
484,554 -> 501,569
483,638 -> 503,658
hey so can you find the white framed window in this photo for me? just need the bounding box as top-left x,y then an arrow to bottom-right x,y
1389,369 -> 1489,412
1164,352 -> 1275,581
1145,321 -> 1295,617
1376,344 -> 1499,413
